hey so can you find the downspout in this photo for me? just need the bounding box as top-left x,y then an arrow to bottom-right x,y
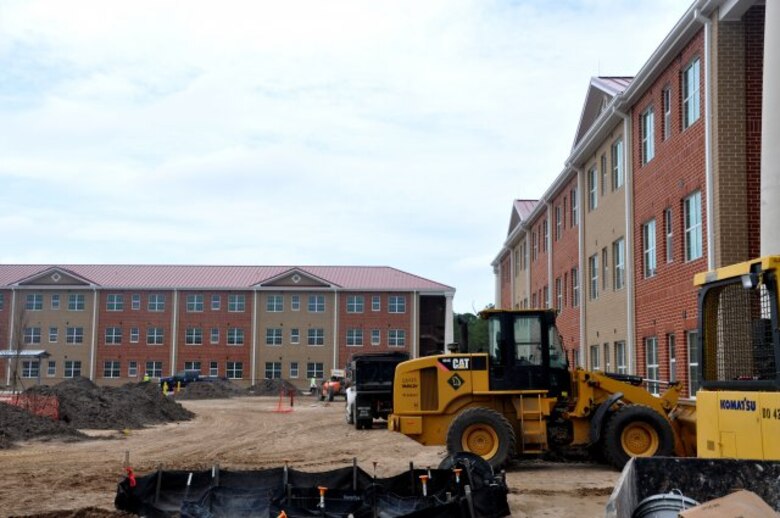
89,288 -> 98,381
6,288 -> 17,385
525,232 -> 531,308
615,106 -> 635,374
694,8 -> 715,270
493,264 -> 500,308
332,289 -> 338,370
572,165 -> 586,368
170,289 -> 178,375
412,291 -> 418,358
251,289 -> 258,386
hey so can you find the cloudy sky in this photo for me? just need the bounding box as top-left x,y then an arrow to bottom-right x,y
1,0 -> 689,313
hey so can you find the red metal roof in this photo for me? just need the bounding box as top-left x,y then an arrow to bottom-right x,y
513,200 -> 538,222
0,265 -> 453,292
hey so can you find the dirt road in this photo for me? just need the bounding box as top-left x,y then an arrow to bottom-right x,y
0,397 -> 619,517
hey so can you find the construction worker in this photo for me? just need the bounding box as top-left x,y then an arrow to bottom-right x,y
309,376 -> 317,395
143,372 -> 150,383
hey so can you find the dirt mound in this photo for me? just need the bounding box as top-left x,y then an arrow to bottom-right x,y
247,378 -> 301,396
174,379 -> 246,400
25,378 -> 194,429
0,402 -> 87,449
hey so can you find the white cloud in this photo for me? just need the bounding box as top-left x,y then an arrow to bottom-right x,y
0,0 -> 689,312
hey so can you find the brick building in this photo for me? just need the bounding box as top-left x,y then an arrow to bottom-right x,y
0,265 -> 454,391
493,0 -> 766,398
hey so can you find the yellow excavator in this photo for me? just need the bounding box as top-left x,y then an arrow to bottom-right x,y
388,256 -> 780,469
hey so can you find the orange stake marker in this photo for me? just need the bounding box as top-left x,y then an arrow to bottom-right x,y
419,474 -> 429,497
317,486 -> 328,509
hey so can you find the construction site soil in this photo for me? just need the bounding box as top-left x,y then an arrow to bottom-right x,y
0,392 -> 619,517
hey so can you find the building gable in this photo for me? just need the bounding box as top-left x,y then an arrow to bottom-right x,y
257,268 -> 336,288
572,77 -> 632,149
13,267 -> 94,287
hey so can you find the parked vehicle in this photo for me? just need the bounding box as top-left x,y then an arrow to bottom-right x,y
320,369 -> 347,401
160,369 -> 208,390
345,352 -> 409,429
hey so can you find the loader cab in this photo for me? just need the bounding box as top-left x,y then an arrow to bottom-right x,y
481,309 -> 570,397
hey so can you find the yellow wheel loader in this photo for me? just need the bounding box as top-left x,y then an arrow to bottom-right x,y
388,309 -> 685,470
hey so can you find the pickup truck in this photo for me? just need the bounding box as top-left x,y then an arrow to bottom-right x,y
160,369 -> 207,390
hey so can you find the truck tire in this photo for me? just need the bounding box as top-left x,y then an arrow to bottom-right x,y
356,417 -> 372,430
446,407 -> 516,470
601,404 -> 674,470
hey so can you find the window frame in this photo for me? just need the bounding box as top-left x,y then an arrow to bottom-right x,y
643,219 -> 657,278
684,191 -> 703,262
683,58 -> 701,129
641,106 -> 655,164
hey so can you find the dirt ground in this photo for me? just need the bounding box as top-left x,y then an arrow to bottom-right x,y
0,396 -> 619,517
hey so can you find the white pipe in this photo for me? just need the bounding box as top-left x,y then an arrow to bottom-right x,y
573,166 -> 586,368
694,9 -> 715,269
251,290 -> 258,386
170,289 -> 178,375
615,108 -> 635,375
413,291 -> 418,358
547,201 -> 553,309
332,289 -> 338,369
89,288 -> 98,380
761,0 -> 780,256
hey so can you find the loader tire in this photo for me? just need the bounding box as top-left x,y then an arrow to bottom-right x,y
601,404 -> 674,470
446,407 -> 516,470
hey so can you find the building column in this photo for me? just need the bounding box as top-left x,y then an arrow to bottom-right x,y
761,0 -> 780,256
444,292 -> 454,348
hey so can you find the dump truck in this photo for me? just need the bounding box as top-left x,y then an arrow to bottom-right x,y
345,351 -> 409,429
388,308 -> 685,469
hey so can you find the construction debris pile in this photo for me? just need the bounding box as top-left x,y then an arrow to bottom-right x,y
247,378 -> 300,396
0,378 -> 194,449
0,401 -> 86,449
173,379 -> 246,400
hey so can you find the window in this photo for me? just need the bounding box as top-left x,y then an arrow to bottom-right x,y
148,293 -> 165,312
0,292 -> 4,310
103,361 -> 120,378
290,328 -> 300,344
346,295 -> 364,313
185,327 -> 203,345
615,341 -> 627,375
105,327 -> 122,345
645,337 -> 659,395
308,328 -> 324,346
346,328 -> 363,346
130,327 -> 140,343
145,361 -> 162,378
687,330 -> 700,397
227,328 -> 245,346
128,361 -> 138,377
131,294 -> 141,310
542,219 -> 548,251
611,138 -> 624,189
47,360 -> 56,377
26,293 -> 43,311
532,231 -> 538,261
603,343 -> 611,371
265,362 -> 281,379
555,206 -> 562,241
662,86 -> 672,140
308,295 -> 325,312
643,219 -> 657,278
641,106 -> 655,164
147,327 -> 164,345
227,362 -> 244,379
683,58 -> 701,128
371,329 -> 381,346
613,238 -> 625,290
543,285 -> 549,308
65,360 -> 82,378
588,254 -> 599,300
291,295 -> 300,311
266,328 -> 282,346
66,327 -> 84,344
22,360 -> 39,378
25,326 -> 41,344
107,294 -> 124,311
267,294 -> 283,312
290,362 -> 299,378
555,278 -> 562,310
668,333 -> 677,383
211,294 -> 221,311
602,247 -> 609,292
389,329 -> 406,347
68,293 -> 85,311
388,296 -> 406,313
588,166 -> 598,210
306,362 -> 324,379
209,362 -> 219,377
184,361 -> 201,372
600,154 -> 607,196
51,294 -> 60,310
49,327 -> 58,343
372,295 -> 381,311
228,294 -> 245,312
684,191 -> 703,261
186,294 -> 204,312
210,327 -> 219,344
664,208 -> 674,263
590,345 -> 600,371
571,267 -> 580,307
570,187 -> 578,225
